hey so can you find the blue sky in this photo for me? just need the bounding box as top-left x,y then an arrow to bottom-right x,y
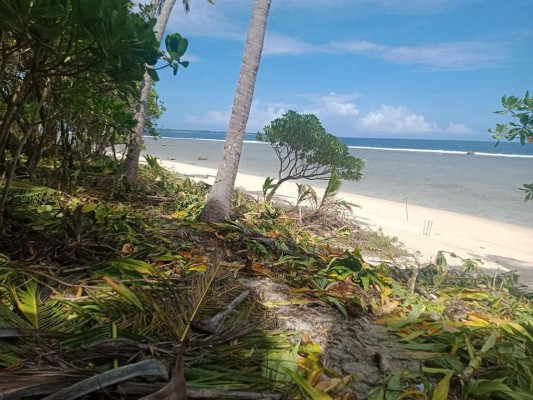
155,0 -> 532,140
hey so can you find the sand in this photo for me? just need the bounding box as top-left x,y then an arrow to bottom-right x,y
156,159 -> 533,287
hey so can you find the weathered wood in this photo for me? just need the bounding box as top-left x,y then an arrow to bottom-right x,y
41,359 -> 168,400
0,378 -> 82,400
139,344 -> 187,400
119,383 -> 283,399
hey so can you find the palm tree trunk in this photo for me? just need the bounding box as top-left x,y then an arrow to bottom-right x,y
123,0 -> 178,181
200,0 -> 272,222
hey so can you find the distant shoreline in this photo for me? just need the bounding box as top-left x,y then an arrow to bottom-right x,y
147,153 -> 533,288
143,137 -> 533,229
147,135 -> 533,159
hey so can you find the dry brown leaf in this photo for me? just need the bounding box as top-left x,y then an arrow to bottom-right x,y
251,263 -> 275,277
373,300 -> 399,316
121,243 -> 134,254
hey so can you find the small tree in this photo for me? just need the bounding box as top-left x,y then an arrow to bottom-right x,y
489,92 -> 533,201
257,110 -> 364,202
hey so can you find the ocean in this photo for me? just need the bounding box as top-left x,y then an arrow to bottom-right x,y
146,130 -> 533,228
157,129 -> 533,157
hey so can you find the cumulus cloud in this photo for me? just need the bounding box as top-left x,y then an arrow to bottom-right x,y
358,105 -> 472,134
185,100 -> 287,132
303,92 -> 360,118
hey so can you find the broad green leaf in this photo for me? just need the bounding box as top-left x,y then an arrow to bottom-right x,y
178,37 -> 188,57
147,68 -> 159,82
470,379 -> 533,400
480,330 -> 499,353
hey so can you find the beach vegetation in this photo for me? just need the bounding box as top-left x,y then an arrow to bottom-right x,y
257,110 -> 365,202
201,0 -> 273,222
1,157 -> 533,399
490,91 -> 533,200
123,0 -> 193,181
1,2 -> 532,398
0,0 -> 164,217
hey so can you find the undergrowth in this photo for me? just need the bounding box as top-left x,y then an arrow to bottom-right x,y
0,157 -> 532,399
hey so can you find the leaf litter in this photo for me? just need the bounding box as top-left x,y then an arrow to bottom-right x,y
1,161 -> 532,399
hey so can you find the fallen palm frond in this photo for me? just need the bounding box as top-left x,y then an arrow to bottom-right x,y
0,179 -> 60,207
2,158 -> 532,399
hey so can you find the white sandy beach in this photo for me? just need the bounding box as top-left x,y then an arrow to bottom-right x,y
157,159 -> 533,288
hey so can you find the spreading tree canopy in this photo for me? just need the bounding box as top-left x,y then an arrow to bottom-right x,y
257,110 -> 364,202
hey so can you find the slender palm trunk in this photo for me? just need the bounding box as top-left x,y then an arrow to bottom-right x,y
200,0 -> 272,222
123,0 -> 178,180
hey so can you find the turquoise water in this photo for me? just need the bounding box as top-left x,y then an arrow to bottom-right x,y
144,135 -> 533,228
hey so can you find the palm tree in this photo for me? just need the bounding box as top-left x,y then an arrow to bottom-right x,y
123,0 -> 188,180
200,0 -> 272,222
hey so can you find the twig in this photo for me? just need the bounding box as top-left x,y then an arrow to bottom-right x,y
193,290 -> 251,333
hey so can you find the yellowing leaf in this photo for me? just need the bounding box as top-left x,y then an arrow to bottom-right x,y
432,370 -> 453,400
187,264 -> 207,272
170,209 -> 189,218
81,203 -> 97,213
314,377 -> 345,393
307,368 -> 324,385
101,276 -> 144,310
262,299 -> 328,308
285,370 -> 333,400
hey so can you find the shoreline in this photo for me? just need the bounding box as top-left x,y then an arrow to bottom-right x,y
144,137 -> 533,228
156,158 -> 533,288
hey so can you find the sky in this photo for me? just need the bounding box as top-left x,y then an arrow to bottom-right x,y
154,0 -> 533,140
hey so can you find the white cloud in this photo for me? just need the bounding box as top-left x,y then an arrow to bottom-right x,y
166,1 -> 244,41
247,101 -> 287,131
358,105 -> 472,134
330,40 -> 506,70
224,0 -> 477,13
381,42 -> 504,70
303,92 -> 360,118
445,122 -> 473,134
371,0 -> 481,14
185,110 -> 230,126
160,0 -> 506,71
359,105 -> 437,133
263,33 -> 313,55
261,34 -> 506,70
185,100 -> 287,132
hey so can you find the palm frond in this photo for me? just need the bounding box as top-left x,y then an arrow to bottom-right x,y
323,170 -> 341,200
1,179 -> 59,206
